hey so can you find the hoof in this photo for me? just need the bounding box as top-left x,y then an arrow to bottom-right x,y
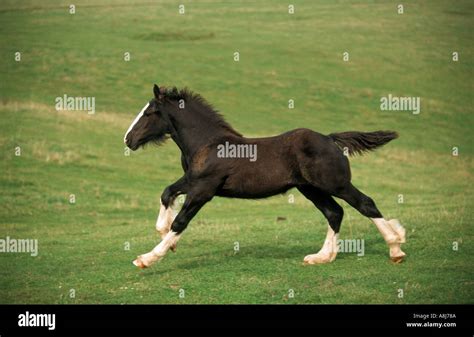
132,256 -> 148,269
390,252 -> 406,264
170,243 -> 177,253
303,253 -> 335,265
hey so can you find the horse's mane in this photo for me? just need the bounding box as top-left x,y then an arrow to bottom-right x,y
164,87 -> 242,137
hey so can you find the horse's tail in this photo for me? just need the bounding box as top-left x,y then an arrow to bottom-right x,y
328,130 -> 398,156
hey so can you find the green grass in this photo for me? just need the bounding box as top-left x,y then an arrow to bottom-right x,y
0,0 -> 473,304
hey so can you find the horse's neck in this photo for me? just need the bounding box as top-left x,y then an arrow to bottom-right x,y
168,108 -> 238,158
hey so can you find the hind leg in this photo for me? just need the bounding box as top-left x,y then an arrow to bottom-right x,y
298,186 -> 343,264
336,184 -> 406,263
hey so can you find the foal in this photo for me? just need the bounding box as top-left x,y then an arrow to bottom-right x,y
124,85 -> 406,268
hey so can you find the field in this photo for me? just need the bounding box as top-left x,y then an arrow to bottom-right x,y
0,0 -> 473,304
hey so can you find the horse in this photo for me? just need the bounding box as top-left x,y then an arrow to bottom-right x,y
124,84 -> 406,269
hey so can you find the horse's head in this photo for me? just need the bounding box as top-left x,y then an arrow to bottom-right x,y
124,84 -> 170,151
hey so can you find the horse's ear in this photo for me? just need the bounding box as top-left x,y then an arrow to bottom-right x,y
153,84 -> 160,99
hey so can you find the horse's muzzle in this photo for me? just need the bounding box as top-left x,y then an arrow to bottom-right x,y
125,138 -> 138,151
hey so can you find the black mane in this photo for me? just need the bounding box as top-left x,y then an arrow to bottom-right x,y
164,87 -> 242,137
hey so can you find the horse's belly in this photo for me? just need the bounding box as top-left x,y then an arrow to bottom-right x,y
217,164 -> 295,198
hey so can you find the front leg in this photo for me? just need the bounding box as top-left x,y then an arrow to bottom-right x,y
155,199 -> 179,251
155,177 -> 187,246
134,185 -> 214,268
160,176 -> 188,208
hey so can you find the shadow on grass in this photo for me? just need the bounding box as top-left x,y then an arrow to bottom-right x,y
139,243 -> 386,277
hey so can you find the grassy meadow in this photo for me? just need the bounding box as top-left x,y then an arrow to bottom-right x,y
0,0 -> 473,304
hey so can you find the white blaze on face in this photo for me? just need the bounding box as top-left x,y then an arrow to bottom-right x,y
124,102 -> 150,144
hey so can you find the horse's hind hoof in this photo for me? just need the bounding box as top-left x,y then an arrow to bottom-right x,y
390,255 -> 405,264
133,256 -> 148,269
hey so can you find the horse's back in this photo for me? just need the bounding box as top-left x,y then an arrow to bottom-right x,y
215,128 -> 351,198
